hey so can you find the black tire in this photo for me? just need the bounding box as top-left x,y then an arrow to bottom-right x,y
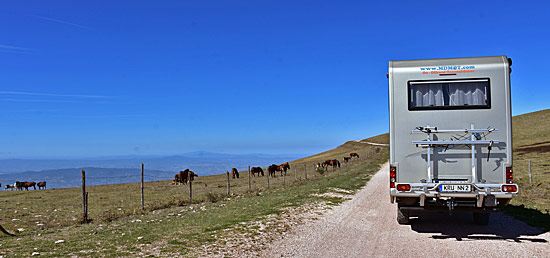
473,212 -> 490,225
397,208 -> 410,225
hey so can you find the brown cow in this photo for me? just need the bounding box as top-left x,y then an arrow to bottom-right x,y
5,184 -> 15,191
251,167 -> 264,177
37,181 -> 47,190
350,152 -> 360,159
343,157 -> 351,163
231,168 -> 240,179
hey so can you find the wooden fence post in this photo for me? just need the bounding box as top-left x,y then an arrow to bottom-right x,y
304,164 -> 307,179
294,164 -> 297,181
248,166 -> 251,192
189,178 -> 193,203
529,160 -> 533,185
81,169 -> 88,223
141,163 -> 144,211
267,168 -> 270,188
226,171 -> 230,195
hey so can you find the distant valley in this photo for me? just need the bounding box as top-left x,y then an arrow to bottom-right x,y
0,152 -> 303,189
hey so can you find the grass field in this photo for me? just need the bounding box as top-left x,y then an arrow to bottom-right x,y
0,135 -> 388,256
1,110 -> 549,256
504,109 -> 550,229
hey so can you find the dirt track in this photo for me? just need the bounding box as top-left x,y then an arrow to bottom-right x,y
262,162 -> 550,257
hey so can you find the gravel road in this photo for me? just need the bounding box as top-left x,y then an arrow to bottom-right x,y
262,162 -> 550,257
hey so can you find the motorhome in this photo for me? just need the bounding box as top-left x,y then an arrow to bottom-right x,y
388,56 -> 517,225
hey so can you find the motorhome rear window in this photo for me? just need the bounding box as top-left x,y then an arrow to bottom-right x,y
408,79 -> 490,110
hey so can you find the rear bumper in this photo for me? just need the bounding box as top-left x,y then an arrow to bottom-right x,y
389,183 -> 518,207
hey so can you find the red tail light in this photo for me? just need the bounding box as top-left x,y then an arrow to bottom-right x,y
390,166 -> 396,188
502,184 -> 517,192
396,184 -> 410,191
506,167 -> 513,184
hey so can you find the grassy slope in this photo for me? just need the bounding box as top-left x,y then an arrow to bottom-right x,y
504,109 -> 550,229
0,135 -> 389,257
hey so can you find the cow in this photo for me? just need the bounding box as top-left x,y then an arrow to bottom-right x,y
343,157 -> 351,163
37,181 -> 47,190
350,152 -> 360,159
251,167 -> 264,177
5,184 -> 15,191
316,162 -> 322,169
268,164 -> 278,177
231,168 -> 240,179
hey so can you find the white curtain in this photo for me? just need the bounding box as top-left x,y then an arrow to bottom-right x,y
412,85 -> 444,107
449,83 -> 487,106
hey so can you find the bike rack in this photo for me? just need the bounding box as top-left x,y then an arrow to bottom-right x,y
412,124 -> 498,183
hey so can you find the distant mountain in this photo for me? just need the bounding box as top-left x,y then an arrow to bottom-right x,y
0,153 -> 303,189
0,167 -> 173,189
0,153 -> 304,174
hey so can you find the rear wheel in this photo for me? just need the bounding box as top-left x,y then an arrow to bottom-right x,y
397,207 -> 410,225
473,212 -> 490,225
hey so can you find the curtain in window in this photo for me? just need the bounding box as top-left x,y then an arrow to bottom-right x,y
411,84 -> 444,107
449,82 -> 487,106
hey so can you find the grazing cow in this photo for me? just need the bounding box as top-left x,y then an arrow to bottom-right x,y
276,162 -> 290,176
5,184 -> 15,191
343,157 -> 351,163
316,163 -> 322,169
231,168 -> 240,179
250,167 -> 264,177
350,152 -> 360,159
267,164 -> 278,177
37,181 -> 47,190
331,159 -> 341,169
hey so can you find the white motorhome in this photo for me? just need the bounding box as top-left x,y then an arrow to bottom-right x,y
388,56 -> 518,225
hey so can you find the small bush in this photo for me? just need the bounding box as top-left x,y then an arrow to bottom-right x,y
316,168 -> 325,175
206,192 -> 220,203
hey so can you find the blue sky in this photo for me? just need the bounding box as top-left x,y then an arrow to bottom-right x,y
1,1 -> 548,158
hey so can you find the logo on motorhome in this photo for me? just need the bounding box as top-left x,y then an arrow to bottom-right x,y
420,65 -> 475,75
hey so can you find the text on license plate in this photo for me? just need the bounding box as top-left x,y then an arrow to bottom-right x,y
439,184 -> 471,192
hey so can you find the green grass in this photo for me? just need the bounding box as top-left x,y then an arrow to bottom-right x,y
504,109 -> 550,229
0,136 -> 388,256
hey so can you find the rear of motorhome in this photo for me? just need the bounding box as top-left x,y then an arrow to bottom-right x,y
388,56 -> 517,225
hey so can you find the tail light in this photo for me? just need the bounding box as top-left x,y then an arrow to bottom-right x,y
502,184 -> 517,192
506,167 -> 513,184
396,184 -> 410,191
390,165 -> 396,188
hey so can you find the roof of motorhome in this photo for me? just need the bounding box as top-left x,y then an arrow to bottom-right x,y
390,55 -> 507,68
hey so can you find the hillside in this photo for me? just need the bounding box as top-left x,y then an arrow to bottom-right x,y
510,109 -> 550,213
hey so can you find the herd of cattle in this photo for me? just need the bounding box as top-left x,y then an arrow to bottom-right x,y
171,153 -> 361,186
1,181 -> 47,191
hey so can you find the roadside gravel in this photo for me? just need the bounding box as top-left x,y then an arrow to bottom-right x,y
261,162 -> 550,257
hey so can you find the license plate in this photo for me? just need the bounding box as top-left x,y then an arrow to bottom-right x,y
439,184 -> 471,192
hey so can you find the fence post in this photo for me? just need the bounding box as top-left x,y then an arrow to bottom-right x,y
304,164 -> 307,179
189,178 -> 192,203
529,160 -> 533,185
141,163 -> 144,211
267,168 -> 270,188
294,164 -> 297,181
248,165 -> 251,192
81,169 -> 88,223
226,171 -> 230,195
